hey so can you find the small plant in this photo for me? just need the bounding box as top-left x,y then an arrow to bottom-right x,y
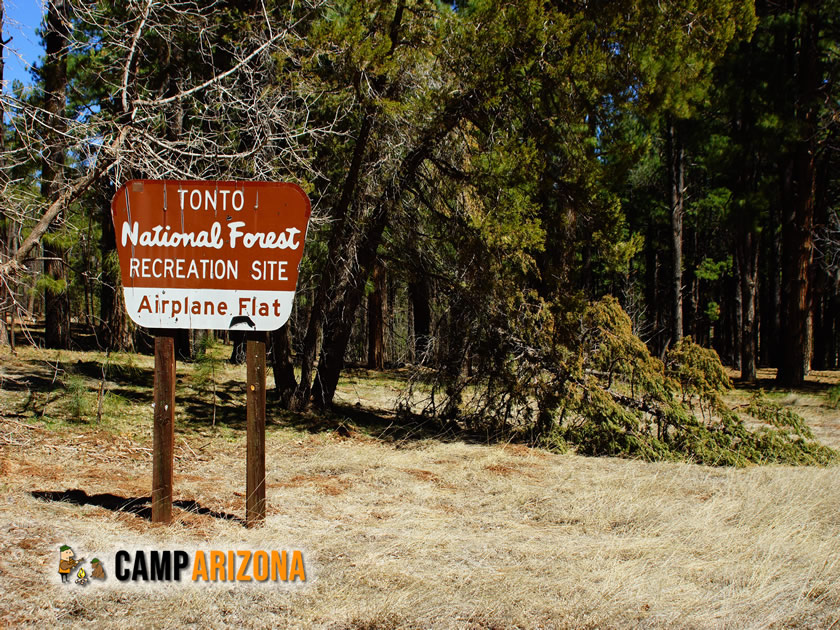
193,334 -> 220,425
102,392 -> 130,415
829,385 -> 840,410
110,352 -> 142,382
63,373 -> 90,421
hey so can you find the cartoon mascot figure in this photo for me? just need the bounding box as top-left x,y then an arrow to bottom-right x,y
58,545 -> 83,583
91,558 -> 106,580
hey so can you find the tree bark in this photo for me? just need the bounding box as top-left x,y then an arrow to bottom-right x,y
366,259 -> 385,370
777,3 -> 819,387
42,0 -> 71,350
293,111 -> 373,409
312,204 -> 390,407
685,222 -> 698,340
99,183 -> 132,351
644,222 -> 663,355
271,324 -> 297,406
760,205 -> 782,367
811,269 -> 828,370
830,270 -> 840,369
666,118 -> 685,345
229,331 -> 247,364
409,276 -> 431,364
386,269 -> 396,363
737,230 -> 760,382
734,258 -> 743,370
0,0 -> 11,349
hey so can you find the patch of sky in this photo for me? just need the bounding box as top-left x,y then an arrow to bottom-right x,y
3,0 -> 45,92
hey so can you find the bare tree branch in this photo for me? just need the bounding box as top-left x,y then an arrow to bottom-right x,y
121,0 -> 154,116
0,129 -> 127,277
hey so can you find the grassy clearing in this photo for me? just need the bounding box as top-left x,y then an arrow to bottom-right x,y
724,367 -> 840,451
1,345 -> 839,628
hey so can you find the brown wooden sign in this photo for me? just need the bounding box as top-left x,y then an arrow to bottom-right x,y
111,180 -> 311,331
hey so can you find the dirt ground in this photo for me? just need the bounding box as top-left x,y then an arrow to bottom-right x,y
1,346 -> 839,629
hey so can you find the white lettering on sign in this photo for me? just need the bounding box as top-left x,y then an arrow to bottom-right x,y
250,260 -> 288,281
121,221 -> 301,251
121,221 -> 223,249
177,187 -> 245,212
227,222 -> 301,250
129,257 -> 239,280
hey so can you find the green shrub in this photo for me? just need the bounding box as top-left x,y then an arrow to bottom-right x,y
829,385 -> 840,410
421,296 -> 837,467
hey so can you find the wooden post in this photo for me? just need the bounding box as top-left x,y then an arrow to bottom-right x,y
152,331 -> 176,523
246,331 -> 266,527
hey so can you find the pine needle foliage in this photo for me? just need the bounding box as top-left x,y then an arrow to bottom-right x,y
413,297 -> 836,467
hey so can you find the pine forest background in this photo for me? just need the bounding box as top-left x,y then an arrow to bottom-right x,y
1,0 -> 839,466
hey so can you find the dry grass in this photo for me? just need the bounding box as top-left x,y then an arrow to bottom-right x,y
1,346 -> 839,629
725,367 -> 840,449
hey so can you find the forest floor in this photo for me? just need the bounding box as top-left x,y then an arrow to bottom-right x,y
0,340 -> 839,629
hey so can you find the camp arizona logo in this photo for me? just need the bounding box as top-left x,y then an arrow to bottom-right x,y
116,549 -> 306,582
59,545 -> 306,584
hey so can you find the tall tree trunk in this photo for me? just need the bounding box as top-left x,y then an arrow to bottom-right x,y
42,0 -> 70,349
777,4 -> 819,387
312,204 -> 391,407
732,258 -> 743,371
386,269 -> 396,363
759,206 -> 782,367
644,222 -> 664,355
310,92 -> 475,408
830,270 -> 840,370
666,118 -> 685,345
409,276 -> 431,364
714,280 -> 726,361
811,269 -> 827,370
293,112 -> 373,409
99,183 -> 132,351
778,150 -> 813,385
737,231 -> 760,381
366,259 -> 385,370
175,329 -> 193,361
271,324 -> 297,407
293,2 -> 413,407
770,213 -> 783,366
229,331 -> 247,364
684,223 -> 698,340
0,0 -> 10,349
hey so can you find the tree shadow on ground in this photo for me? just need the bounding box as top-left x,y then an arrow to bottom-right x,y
735,376 -> 838,395
0,361 -> 69,392
177,378 -> 248,430
179,397 -> 247,430
30,489 -> 244,525
72,360 -> 155,390
272,401 -> 486,445
0,358 -> 156,395
340,365 -> 414,383
4,353 -> 251,428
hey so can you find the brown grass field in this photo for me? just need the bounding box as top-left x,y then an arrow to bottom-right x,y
1,343 -> 839,629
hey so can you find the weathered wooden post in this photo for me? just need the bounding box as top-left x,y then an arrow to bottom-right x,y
152,330 -> 176,523
246,331 -> 266,527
